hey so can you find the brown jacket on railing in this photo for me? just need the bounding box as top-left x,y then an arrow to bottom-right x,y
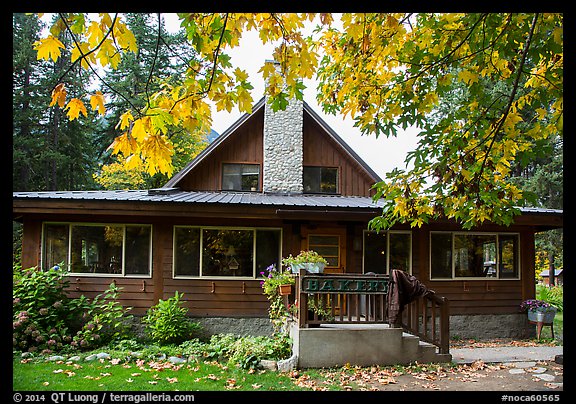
387,269 -> 433,326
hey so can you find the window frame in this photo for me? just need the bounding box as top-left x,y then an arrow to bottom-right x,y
41,222 -> 153,278
172,226 -> 283,280
362,230 -> 412,275
429,231 -> 521,280
221,162 -> 261,192
303,165 -> 340,194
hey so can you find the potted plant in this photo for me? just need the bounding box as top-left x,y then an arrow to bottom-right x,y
520,299 -> 557,323
260,264 -> 295,332
282,250 -> 329,274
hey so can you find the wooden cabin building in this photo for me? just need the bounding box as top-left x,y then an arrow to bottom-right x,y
13,94 -> 563,339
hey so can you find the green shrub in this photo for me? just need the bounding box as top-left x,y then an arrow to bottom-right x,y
13,266 -> 84,354
13,266 -> 133,354
203,333 -> 292,370
72,283 -> 133,350
536,284 -> 563,312
142,291 -> 202,345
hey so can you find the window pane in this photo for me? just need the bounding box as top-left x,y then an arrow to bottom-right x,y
389,233 -> 411,272
202,229 -> 254,277
125,226 -> 151,275
320,167 -> 338,193
70,225 -> 123,274
499,234 -> 519,278
309,235 -> 339,267
303,167 -> 320,193
431,233 -> 452,279
256,229 -> 281,276
364,231 -> 387,274
303,167 -> 338,194
43,224 -> 69,270
222,163 -> 259,191
174,227 -> 201,276
454,234 -> 497,278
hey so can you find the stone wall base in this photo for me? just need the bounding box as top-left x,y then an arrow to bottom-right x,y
192,317 -> 274,340
450,313 -> 536,340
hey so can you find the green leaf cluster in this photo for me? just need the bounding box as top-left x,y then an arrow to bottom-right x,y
142,291 -> 202,345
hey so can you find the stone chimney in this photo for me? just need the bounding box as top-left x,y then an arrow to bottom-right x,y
262,60 -> 304,193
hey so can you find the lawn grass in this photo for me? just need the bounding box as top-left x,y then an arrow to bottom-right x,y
536,310 -> 563,341
13,360 -> 305,391
13,356 -> 328,392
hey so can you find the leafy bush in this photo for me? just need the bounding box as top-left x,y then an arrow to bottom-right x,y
72,283 -> 133,350
13,266 -> 133,354
13,266 -> 84,354
203,333 -> 292,370
142,291 -> 202,345
536,284 -> 563,312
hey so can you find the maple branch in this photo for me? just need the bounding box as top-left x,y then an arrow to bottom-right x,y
144,13 -> 162,111
55,13 -> 141,114
205,13 -> 229,95
471,13 -> 539,198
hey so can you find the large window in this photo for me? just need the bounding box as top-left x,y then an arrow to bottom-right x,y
173,227 -> 281,278
222,163 -> 260,191
42,223 -> 152,276
303,166 -> 338,194
363,231 -> 412,274
430,232 -> 520,279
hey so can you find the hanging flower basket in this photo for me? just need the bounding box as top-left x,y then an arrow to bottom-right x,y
278,284 -> 292,296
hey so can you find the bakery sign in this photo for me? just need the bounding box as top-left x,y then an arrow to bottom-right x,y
301,275 -> 389,294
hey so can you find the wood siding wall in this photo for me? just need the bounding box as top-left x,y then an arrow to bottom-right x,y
303,114 -> 376,197
178,108 -> 264,191
176,108 -> 378,196
19,214 -> 538,318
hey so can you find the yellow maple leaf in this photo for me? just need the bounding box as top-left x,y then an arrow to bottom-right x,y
116,110 -> 134,130
33,35 -> 65,62
458,70 -> 479,85
65,98 -> 88,120
49,83 -> 67,108
90,91 -> 106,115
130,117 -> 150,142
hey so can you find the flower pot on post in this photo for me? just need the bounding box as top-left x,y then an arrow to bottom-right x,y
278,284 -> 292,296
282,251 -> 329,274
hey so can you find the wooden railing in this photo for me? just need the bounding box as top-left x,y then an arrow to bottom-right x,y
399,293 -> 450,354
295,270 -> 390,327
292,270 -> 450,354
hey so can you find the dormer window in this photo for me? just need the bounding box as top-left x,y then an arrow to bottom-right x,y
222,163 -> 260,192
303,166 -> 338,194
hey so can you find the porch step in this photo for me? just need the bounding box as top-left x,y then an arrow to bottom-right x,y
291,323 -> 451,368
401,332 -> 452,364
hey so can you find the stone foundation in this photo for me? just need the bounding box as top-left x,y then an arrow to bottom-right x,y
192,317 -> 274,340
449,313 -> 536,340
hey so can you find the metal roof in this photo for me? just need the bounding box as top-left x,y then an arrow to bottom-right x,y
12,189 -> 564,216
12,189 -> 385,210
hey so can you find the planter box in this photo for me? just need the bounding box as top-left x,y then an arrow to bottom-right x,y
278,284 -> 292,296
528,308 -> 556,324
290,263 -> 326,274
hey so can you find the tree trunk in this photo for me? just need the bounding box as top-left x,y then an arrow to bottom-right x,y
548,250 -> 555,287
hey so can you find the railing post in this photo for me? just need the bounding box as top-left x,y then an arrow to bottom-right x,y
439,296 -> 450,354
298,269 -> 307,328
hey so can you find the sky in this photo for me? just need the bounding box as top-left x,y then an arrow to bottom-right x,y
162,14 -> 420,180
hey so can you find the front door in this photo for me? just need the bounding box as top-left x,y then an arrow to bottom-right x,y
301,227 -> 346,274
